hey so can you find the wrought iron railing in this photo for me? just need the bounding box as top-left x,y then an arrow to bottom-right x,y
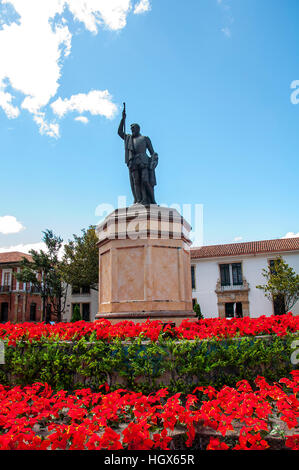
0,285 -> 11,293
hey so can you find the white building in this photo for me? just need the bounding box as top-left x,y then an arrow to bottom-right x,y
62,285 -> 98,322
190,237 -> 299,318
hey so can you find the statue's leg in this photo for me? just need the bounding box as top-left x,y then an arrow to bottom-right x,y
129,170 -> 137,203
132,169 -> 142,203
149,184 -> 157,205
144,182 -> 157,205
140,168 -> 150,205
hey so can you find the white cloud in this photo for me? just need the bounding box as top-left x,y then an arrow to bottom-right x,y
233,236 -> 243,242
0,90 -> 20,118
134,0 -> 151,14
33,112 -> 60,138
0,241 -> 65,259
0,241 -> 46,254
51,89 -> 117,120
282,232 -> 299,239
0,215 -> 25,234
75,115 -> 89,124
0,1 -> 150,137
65,0 -> 132,32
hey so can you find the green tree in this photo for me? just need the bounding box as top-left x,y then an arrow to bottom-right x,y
16,230 -> 67,322
193,301 -> 204,320
71,304 -> 81,322
256,257 -> 299,314
62,226 -> 98,291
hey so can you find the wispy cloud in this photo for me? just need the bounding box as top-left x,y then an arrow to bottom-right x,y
134,0 -> 151,15
221,27 -> 231,38
233,236 -> 243,242
0,1 -> 150,137
217,0 -> 234,38
74,115 -> 89,124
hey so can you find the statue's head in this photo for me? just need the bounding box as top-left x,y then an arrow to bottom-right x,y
130,123 -> 140,137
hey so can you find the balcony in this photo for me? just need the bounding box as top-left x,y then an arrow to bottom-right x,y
27,286 -> 41,294
0,285 -> 11,293
215,278 -> 249,293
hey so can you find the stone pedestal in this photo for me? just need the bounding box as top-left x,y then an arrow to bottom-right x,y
95,205 -> 195,325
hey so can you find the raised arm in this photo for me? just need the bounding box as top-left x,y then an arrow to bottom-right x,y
118,108 -> 126,140
118,118 -> 125,140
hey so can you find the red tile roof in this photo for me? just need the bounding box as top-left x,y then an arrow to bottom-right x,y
191,237 -> 299,259
0,252 -> 32,264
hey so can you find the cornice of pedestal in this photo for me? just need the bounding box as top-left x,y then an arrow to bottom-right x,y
96,205 -> 192,247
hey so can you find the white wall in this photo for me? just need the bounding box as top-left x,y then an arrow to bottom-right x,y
192,251 -> 299,318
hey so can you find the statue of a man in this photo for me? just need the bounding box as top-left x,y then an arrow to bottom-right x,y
118,107 -> 158,205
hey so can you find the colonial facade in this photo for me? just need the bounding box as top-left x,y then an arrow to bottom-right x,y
190,237 -> 299,318
0,252 -> 43,322
62,284 -> 98,322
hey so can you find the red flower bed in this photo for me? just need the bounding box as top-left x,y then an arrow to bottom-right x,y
0,313 -> 298,346
0,372 -> 298,450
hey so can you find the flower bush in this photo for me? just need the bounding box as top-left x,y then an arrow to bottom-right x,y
0,372 -> 298,450
0,313 -> 298,345
0,314 -> 298,393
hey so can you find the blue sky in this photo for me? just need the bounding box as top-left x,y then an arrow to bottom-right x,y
0,0 -> 298,252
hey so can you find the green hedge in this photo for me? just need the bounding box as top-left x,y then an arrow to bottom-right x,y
0,334 -> 297,394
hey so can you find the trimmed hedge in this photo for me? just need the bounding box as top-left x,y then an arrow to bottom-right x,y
0,334 -> 297,394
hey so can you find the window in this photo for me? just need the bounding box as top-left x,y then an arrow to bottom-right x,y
82,303 -> 90,321
2,270 -> 11,288
220,263 -> 243,287
225,302 -> 243,318
72,286 -> 90,295
191,266 -> 196,290
72,285 -> 80,295
220,264 -> 230,286
0,303 -> 9,322
273,295 -> 286,316
269,259 -> 281,275
232,263 -> 243,285
30,303 -> 36,322
225,302 -> 234,318
46,304 -> 52,323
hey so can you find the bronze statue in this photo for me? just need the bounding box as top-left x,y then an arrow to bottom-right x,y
118,104 -> 158,205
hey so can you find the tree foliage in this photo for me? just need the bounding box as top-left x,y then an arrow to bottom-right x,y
193,302 -> 204,320
62,226 -> 98,291
256,257 -> 299,313
15,230 -> 67,322
71,304 -> 81,322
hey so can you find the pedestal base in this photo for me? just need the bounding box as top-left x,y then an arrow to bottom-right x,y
96,311 -> 195,326
95,205 -> 196,325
